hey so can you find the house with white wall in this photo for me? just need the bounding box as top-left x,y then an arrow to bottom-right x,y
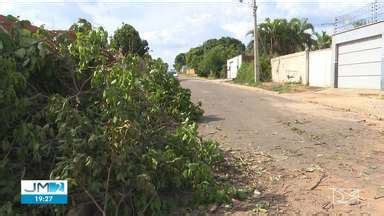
271,48 -> 332,87
331,22 -> 384,90
227,55 -> 242,79
227,54 -> 253,79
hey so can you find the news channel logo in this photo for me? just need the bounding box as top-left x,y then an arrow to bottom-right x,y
330,187 -> 360,205
21,180 -> 67,204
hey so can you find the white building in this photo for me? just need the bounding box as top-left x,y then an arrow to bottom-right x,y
227,55 -> 242,79
331,21 -> 384,90
227,54 -> 254,79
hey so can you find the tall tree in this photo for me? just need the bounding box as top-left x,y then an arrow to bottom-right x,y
185,47 -> 204,71
111,23 -> 149,56
289,18 -> 314,51
69,18 -> 92,33
174,53 -> 186,72
198,46 -> 225,78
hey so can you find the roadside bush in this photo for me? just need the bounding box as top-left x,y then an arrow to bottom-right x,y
0,17 -> 224,216
234,62 -> 255,84
260,55 -> 272,82
234,55 -> 272,84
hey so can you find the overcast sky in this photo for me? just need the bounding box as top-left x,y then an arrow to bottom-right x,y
0,0 -> 373,66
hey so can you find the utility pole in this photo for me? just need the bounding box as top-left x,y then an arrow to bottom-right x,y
240,0 -> 260,83
252,0 -> 260,83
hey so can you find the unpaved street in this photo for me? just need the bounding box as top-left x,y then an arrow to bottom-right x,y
181,77 -> 384,215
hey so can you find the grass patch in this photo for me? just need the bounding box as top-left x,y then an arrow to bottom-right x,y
359,93 -> 384,100
258,82 -> 314,94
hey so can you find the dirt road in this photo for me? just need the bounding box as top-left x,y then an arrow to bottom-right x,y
181,77 -> 384,215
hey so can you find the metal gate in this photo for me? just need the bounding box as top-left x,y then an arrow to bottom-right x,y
336,35 -> 383,89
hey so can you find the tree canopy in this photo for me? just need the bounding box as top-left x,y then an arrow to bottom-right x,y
198,46 -> 226,78
313,31 -> 332,50
247,18 -> 332,57
111,23 -> 149,56
174,53 -> 186,72
180,37 -> 245,77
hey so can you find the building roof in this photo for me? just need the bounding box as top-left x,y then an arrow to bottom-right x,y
0,14 -> 77,44
0,15 -> 39,33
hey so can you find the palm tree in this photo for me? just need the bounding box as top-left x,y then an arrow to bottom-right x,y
313,31 -> 332,50
247,18 -> 315,57
288,18 -> 315,51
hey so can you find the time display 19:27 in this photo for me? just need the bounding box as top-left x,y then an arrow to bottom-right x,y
35,195 -> 53,203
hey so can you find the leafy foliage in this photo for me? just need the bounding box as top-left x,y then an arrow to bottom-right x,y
173,53 -> 186,72
198,46 -> 225,78
234,56 -> 271,84
183,37 -> 245,78
247,18 -> 315,57
111,23 -> 149,57
0,17 -> 228,216
313,31 -> 332,50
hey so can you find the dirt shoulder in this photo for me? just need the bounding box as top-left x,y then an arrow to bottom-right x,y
288,88 -> 384,121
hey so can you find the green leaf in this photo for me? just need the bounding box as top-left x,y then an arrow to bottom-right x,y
19,36 -> 37,47
14,48 -> 26,58
37,42 -> 46,57
22,58 -> 30,67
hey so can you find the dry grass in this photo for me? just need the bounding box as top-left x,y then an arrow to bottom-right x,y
258,82 -> 322,94
359,93 -> 384,100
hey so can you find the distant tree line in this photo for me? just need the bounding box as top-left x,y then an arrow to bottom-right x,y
175,37 -> 245,78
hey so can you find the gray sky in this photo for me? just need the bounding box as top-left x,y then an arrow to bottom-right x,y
0,0 -> 373,65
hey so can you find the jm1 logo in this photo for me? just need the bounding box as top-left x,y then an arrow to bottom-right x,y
21,180 -> 67,204
24,182 -> 65,193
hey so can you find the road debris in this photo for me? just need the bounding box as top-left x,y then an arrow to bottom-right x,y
322,201 -> 332,210
374,186 -> 384,199
309,174 -> 327,190
253,189 -> 262,198
305,164 -> 323,172
208,204 -> 219,212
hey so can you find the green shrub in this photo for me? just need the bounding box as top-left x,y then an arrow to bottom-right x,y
234,62 -> 255,84
234,55 -> 271,84
260,55 -> 272,82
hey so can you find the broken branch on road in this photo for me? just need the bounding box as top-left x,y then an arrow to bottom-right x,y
309,174 -> 327,190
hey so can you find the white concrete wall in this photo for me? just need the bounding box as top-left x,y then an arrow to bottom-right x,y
309,49 -> 332,87
271,51 -> 307,83
227,55 -> 242,79
331,21 -> 384,90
